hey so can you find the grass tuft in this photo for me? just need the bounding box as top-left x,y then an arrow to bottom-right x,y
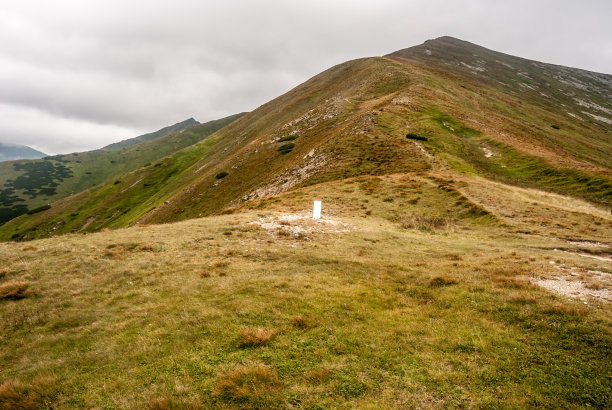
304,368 -> 331,383
214,364 -> 282,405
0,281 -> 35,300
492,276 -> 529,288
237,328 -> 276,348
290,315 -> 311,329
400,215 -> 454,231
428,276 -> 459,287
0,377 -> 56,409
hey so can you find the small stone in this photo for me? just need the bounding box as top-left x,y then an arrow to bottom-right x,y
570,272 -> 578,276
549,261 -> 555,265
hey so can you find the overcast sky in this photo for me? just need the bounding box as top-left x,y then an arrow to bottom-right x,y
1,0 -> 611,154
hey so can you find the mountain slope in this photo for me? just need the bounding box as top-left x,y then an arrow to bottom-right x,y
1,38 -> 610,241
0,142 -> 47,162
0,38 -> 611,408
101,118 -> 199,150
0,114 -> 244,225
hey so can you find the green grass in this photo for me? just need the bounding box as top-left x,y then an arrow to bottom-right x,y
0,192 -> 609,407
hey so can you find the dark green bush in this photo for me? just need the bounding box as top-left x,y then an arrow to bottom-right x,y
406,133 -> 428,142
551,125 -> 560,130
27,204 -> 51,215
216,172 -> 229,179
278,143 -> 295,154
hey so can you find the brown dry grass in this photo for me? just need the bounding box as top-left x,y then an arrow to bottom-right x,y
290,315 -> 311,329
304,368 -> 331,383
212,260 -> 229,268
0,377 -> 55,409
492,276 -> 530,289
400,215 -> 454,231
237,328 -> 276,348
545,303 -> 586,317
585,281 -> 605,290
214,364 -> 281,406
148,396 -> 202,410
0,281 -> 34,300
509,295 -> 538,305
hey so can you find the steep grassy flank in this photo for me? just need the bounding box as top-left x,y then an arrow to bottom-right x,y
101,118 -> 199,150
0,175 -> 610,407
2,39 -> 611,241
0,114 -> 244,225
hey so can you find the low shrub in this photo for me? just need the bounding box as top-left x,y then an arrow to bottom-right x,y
215,171 -> 229,179
278,143 -> 295,154
27,205 -> 51,215
278,135 -> 297,142
406,133 -> 428,141
237,327 -> 276,348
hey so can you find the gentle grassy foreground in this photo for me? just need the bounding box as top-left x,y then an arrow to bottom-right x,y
0,196 -> 610,408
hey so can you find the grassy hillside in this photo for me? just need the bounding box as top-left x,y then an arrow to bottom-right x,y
1,40 -> 610,241
0,174 -> 610,408
0,114 -> 244,225
101,118 -> 199,150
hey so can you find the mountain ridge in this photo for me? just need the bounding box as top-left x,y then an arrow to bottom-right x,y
101,117 -> 200,151
1,37 -> 610,241
0,113 -> 245,225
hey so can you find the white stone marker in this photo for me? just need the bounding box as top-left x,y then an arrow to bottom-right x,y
313,199 -> 322,219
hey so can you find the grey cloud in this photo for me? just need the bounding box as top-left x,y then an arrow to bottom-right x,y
0,0 -> 610,154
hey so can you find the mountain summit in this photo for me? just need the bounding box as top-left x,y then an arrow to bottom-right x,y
387,36 -> 611,110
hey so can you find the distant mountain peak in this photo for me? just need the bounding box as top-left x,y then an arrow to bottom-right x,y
0,142 -> 47,162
